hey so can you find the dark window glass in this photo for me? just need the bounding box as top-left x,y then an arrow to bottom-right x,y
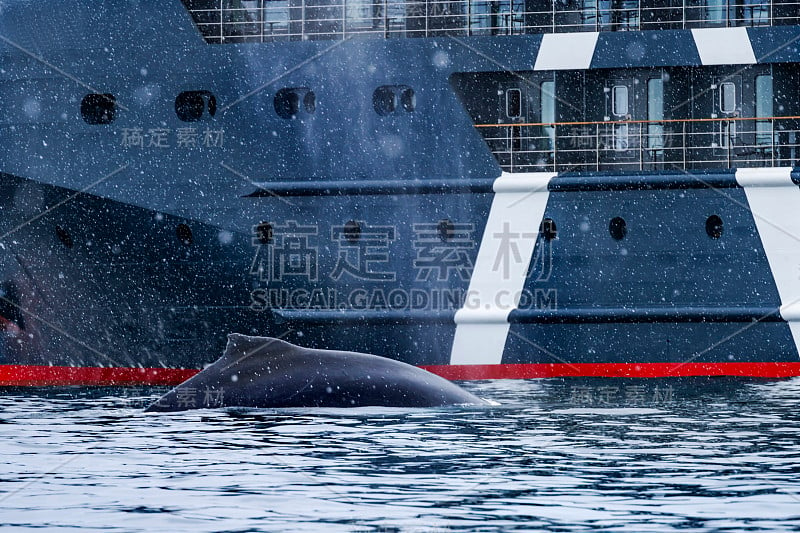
647,78 -> 664,151
720,82 -> 736,114
609,217 -> 627,240
81,93 -> 116,125
539,218 -> 557,241
275,88 -> 314,119
612,85 -> 628,116
255,222 -> 273,244
706,215 -> 723,239
344,220 -> 361,242
400,87 -> 416,112
373,87 -> 397,116
755,74 -> 773,146
506,88 -> 521,118
175,91 -> 217,122
303,91 -> 316,114
275,89 -> 300,119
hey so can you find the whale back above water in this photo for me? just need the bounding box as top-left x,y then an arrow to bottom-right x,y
145,334 -> 486,412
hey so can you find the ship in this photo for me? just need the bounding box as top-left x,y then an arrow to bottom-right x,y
0,0 -> 799,386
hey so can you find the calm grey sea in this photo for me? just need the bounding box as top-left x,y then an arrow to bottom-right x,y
1,377 -> 799,532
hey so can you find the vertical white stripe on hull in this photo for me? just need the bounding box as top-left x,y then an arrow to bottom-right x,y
450,172 -> 555,365
736,167 -> 800,357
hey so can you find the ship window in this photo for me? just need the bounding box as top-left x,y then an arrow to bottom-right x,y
541,81 -> 555,151
255,222 -> 273,245
175,91 -> 217,122
80,93 -> 116,125
755,74 -> 773,146
539,218 -> 557,241
344,220 -> 361,243
706,215 -> 723,239
275,87 -> 315,119
647,78 -> 664,151
609,217 -> 627,240
612,85 -> 628,116
720,82 -> 736,114
303,91 -> 316,114
506,88 -> 522,118
400,87 -> 416,112
373,86 -> 398,116
176,223 -> 193,246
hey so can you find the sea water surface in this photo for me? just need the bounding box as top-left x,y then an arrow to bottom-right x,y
1,377 -> 799,532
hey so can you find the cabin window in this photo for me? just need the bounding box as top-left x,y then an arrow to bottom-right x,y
706,0 -> 727,24
275,87 -> 315,119
506,88 -> 522,118
706,215 -> 723,239
612,85 -> 628,117
540,218 -> 557,241
647,78 -> 664,151
755,74 -> 773,146
609,217 -> 627,240
582,0 -> 640,31
400,88 -> 416,112
374,86 -> 397,115
175,91 -> 217,122
80,93 -> 116,125
719,82 -> 736,114
541,81 -> 555,152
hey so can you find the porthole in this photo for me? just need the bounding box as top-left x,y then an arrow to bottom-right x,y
400,87 -> 416,112
80,93 -> 116,125
374,85 -> 415,116
373,86 -> 397,116
609,217 -> 627,241
175,91 -> 217,122
343,220 -> 361,243
255,222 -> 273,244
55,225 -> 73,248
539,218 -> 557,241
303,91 -> 316,113
437,219 -> 454,242
706,214 -> 723,239
275,87 -> 314,119
176,223 -> 193,246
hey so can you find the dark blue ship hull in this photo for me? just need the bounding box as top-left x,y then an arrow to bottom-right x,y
0,0 -> 799,383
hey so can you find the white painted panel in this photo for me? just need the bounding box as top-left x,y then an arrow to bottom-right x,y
692,27 -> 756,65
534,32 -> 599,71
736,167 -> 800,358
450,172 -> 554,365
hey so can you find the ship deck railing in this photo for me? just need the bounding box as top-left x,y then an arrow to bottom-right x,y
475,116 -> 800,172
187,1 -> 800,43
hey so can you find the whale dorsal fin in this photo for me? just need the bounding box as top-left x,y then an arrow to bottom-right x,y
220,333 -> 300,369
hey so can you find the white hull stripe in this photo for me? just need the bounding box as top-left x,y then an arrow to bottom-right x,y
450,172 -> 555,365
735,167 -> 800,358
534,32 -> 599,71
692,27 -> 756,65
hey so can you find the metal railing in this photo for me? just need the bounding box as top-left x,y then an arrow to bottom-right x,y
475,116 -> 800,172
185,0 -> 800,43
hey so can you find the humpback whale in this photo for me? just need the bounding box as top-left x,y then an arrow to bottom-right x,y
145,334 -> 486,412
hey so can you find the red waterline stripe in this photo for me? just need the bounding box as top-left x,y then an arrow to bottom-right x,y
0,365 -> 200,387
2,361 -> 800,386
420,362 -> 800,380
